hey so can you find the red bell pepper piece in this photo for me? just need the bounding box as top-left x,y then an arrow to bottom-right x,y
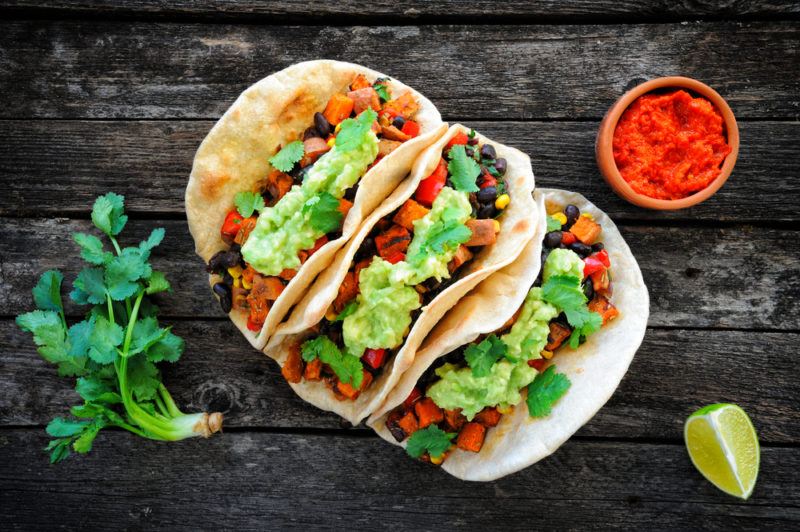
221,210 -> 244,242
583,255 -> 606,277
384,251 -> 406,264
479,175 -> 497,189
403,387 -> 423,410
414,158 -> 448,207
361,348 -> 387,370
401,120 -> 420,138
307,235 -> 329,257
444,131 -> 469,152
561,232 -> 577,245
594,249 -> 610,268
528,358 -> 547,371
246,317 -> 261,332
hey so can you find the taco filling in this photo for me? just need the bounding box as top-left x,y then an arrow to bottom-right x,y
279,131 -> 514,400
384,201 -> 619,464
205,74 -> 424,332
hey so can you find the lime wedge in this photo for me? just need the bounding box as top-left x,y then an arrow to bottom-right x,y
684,403 -> 760,499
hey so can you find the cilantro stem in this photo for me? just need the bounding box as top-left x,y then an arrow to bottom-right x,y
158,384 -> 184,418
109,235 -> 122,256
122,290 -> 145,356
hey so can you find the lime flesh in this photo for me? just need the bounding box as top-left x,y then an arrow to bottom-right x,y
684,403 -> 760,499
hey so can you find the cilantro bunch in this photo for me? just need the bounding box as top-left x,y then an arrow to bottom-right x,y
16,193 -> 222,463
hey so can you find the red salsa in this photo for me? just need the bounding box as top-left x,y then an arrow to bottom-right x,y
612,89 -> 731,200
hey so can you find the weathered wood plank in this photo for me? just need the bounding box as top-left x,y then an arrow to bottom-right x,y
3,322 -> 799,443
3,0 -> 798,20
2,120 -> 797,222
1,21 -> 797,119
4,218 -> 798,330
1,430 -> 797,529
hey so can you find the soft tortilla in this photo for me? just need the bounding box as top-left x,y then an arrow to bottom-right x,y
264,124 -> 538,425
369,188 -> 649,481
186,60 -> 444,350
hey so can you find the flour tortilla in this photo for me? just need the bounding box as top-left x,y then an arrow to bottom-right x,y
186,60 -> 444,350
369,188 -> 649,481
264,124 -> 538,425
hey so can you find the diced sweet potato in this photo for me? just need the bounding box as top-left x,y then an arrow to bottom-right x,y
474,407 -> 502,428
444,409 -> 467,432
278,268 -> 297,281
570,216 -> 602,245
415,398 -> 444,428
266,170 -> 293,203
392,199 -> 430,230
250,275 -> 285,301
588,295 -> 619,325
382,92 -> 419,119
234,216 -> 257,245
338,198 -> 353,218
231,285 -> 248,312
465,219 -> 498,247
591,269 -> 610,294
347,87 -> 381,114
375,224 -> 411,260
378,139 -> 403,157
281,343 -> 304,384
336,370 -> 373,400
303,357 -> 322,381
457,422 -> 486,453
545,322 -> 572,351
354,259 -> 371,284
381,124 -> 411,142
246,291 -> 269,327
448,245 -> 473,274
333,271 -> 358,313
349,73 -> 371,91
241,265 -> 256,286
386,409 -> 410,442
397,411 -> 419,438
323,93 -> 355,126
302,137 -> 330,166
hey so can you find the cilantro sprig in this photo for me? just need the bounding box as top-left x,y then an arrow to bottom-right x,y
301,336 -> 364,388
303,192 -> 344,233
447,145 -> 480,193
526,365 -> 571,417
269,140 -> 305,172
336,109 -> 378,152
373,78 -> 391,102
234,191 -> 266,218
406,425 -> 455,459
16,193 -> 222,463
542,274 -> 603,348
465,334 -> 507,377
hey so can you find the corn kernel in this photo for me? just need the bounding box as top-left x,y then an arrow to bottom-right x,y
493,219 -> 501,233
429,454 -> 444,465
327,137 -> 336,148
335,122 -> 342,134
540,350 -> 553,360
497,405 -> 514,415
242,277 -> 253,290
227,265 -> 243,279
581,212 -> 594,220
233,277 -> 241,288
495,193 -> 510,210
325,306 -> 338,322
553,212 -> 567,225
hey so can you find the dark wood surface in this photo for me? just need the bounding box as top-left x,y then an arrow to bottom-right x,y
1,2 -> 798,530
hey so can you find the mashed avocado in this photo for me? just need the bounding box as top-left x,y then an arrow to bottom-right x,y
542,248 -> 584,282
342,187 -> 472,355
427,361 -> 538,420
501,287 -> 558,362
241,129 -> 379,276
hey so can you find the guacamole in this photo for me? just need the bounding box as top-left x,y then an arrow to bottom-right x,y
501,288 -> 558,362
427,361 -> 538,420
241,129 -> 379,276
342,187 -> 472,355
542,248 -> 584,282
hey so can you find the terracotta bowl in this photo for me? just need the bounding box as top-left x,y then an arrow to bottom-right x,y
595,76 -> 739,210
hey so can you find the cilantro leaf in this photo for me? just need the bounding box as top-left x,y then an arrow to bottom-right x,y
75,375 -> 121,404
447,145 -> 481,193
542,274 -> 586,311
546,216 -> 563,232
426,224 -> 471,254
373,79 -> 391,102
73,233 -> 112,265
465,334 -> 507,377
127,355 -> 160,402
138,227 -> 165,258
526,365 -> 571,417
269,141 -> 304,172
335,108 -> 378,152
566,307 -> 603,348
146,330 -> 184,363
333,300 -> 358,322
145,270 -> 171,295
301,336 -> 364,387
46,417 -> 90,438
303,192 -> 344,234
234,191 -> 266,218
71,267 -> 107,305
16,310 -> 86,376
67,316 -> 95,358
406,425 -> 455,459
91,192 -> 127,236
87,315 -> 124,364
72,423 -> 104,454
32,270 -> 64,312
105,249 -> 150,301
128,317 -> 169,356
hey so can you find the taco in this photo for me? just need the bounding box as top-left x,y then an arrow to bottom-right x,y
186,60 -> 445,349
369,188 -> 649,480
264,125 -> 538,425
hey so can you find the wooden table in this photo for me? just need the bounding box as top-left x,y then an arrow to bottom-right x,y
1,2 -> 798,529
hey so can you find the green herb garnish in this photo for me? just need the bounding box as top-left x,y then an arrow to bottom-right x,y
447,145 -> 481,193
234,191 -> 266,218
301,336 -> 363,387
336,109 -> 378,152
526,365 -> 571,417
464,334 -> 507,377
406,425 -> 456,459
269,140 -> 305,172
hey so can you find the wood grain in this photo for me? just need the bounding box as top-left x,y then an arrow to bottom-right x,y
2,120 -> 798,222
1,21 -> 797,119
1,429 -> 797,529
4,321 -> 799,443
4,218 -> 797,329
3,1 -> 798,21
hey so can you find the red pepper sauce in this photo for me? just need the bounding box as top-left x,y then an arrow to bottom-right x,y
612,90 -> 731,200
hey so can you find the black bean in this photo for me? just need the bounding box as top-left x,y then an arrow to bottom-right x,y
494,158 -> 507,175
478,204 -> 497,219
206,251 -> 226,273
220,250 -> 242,269
344,184 -> 358,201
543,231 -> 563,249
480,144 -> 496,160
477,186 -> 497,203
392,116 -> 406,129
355,238 -> 375,261
582,278 -> 595,300
303,127 -> 321,140
564,205 -> 580,228
541,249 -> 551,265
213,283 -> 232,313
314,112 -> 331,137
592,242 -> 605,252
569,242 -> 593,258
465,146 -> 475,158
467,136 -> 479,146
296,165 -> 312,182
